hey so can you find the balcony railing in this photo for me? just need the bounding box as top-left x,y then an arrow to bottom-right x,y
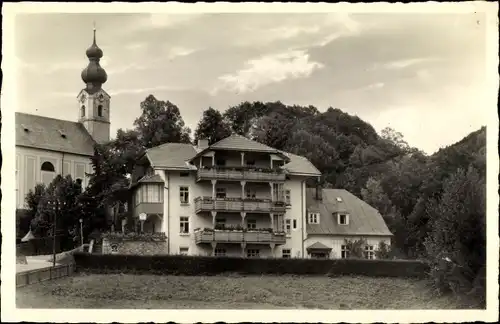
194,229 -> 286,245
197,166 -> 286,182
194,197 -> 286,214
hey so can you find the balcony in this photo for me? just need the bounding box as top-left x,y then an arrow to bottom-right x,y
197,166 -> 286,182
194,197 -> 287,214
194,228 -> 286,245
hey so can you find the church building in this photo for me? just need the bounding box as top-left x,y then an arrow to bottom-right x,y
15,28 -> 111,210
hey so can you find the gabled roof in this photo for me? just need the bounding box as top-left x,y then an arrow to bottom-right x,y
280,152 -> 321,176
211,134 -> 279,153
16,112 -> 96,156
306,188 -> 393,236
143,135 -> 321,177
145,143 -> 198,170
138,174 -> 163,184
306,242 -> 332,250
190,134 -> 290,162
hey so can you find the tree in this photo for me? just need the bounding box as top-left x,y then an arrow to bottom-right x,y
424,166 -> 486,303
133,95 -> 191,148
223,101 -> 269,136
361,177 -> 394,217
194,107 -> 232,145
24,183 -> 47,222
30,175 -> 84,245
251,112 -> 297,150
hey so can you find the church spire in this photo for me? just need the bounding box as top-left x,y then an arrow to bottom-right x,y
81,23 -> 107,93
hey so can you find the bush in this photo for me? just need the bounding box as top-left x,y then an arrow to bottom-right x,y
73,253 -> 429,278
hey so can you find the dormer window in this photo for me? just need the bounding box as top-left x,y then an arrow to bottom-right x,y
308,212 -> 320,224
336,197 -> 343,202
338,213 -> 349,225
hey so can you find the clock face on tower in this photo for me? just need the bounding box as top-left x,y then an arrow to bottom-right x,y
80,94 -> 86,103
98,93 -> 105,102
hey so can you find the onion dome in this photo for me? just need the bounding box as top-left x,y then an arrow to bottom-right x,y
81,27 -> 107,90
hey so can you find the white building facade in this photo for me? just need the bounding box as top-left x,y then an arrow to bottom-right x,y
129,135 -> 321,258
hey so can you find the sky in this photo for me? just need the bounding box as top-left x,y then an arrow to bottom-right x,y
14,10 -> 491,154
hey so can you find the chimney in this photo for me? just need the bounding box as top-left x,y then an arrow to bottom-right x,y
315,183 -> 322,201
197,138 -> 209,151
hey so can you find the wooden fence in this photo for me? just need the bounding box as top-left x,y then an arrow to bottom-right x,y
16,263 -> 75,288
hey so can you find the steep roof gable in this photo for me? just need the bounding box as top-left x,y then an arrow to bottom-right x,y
16,112 -> 96,156
210,134 -> 279,153
306,188 -> 393,236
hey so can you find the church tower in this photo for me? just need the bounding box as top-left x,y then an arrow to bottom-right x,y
77,26 -> 110,144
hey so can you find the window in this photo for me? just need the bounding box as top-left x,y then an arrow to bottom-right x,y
179,186 -> 189,204
365,245 -> 375,260
110,244 -> 118,253
247,219 -> 257,230
179,247 -> 189,255
97,105 -> 103,117
40,161 -> 55,185
216,187 -> 226,199
247,249 -> 260,258
180,217 -> 189,234
282,249 -> 291,258
214,248 -> 226,257
341,245 -> 349,259
246,188 -> 256,199
180,172 -> 189,177
145,184 -> 162,203
273,214 -> 285,232
76,178 -> 83,190
246,160 -> 255,167
215,218 -> 226,228
338,213 -> 349,225
285,219 -> 291,235
292,219 -> 297,230
273,183 -> 284,201
81,105 -> 85,117
284,189 -> 291,206
308,212 -> 320,224
41,161 -> 55,172
216,159 -> 226,167
135,189 -> 141,205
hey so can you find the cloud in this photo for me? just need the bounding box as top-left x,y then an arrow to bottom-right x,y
126,13 -> 204,32
166,46 -> 199,60
211,50 -> 324,95
364,82 -> 385,90
124,42 -> 146,51
108,85 -> 187,96
373,57 -> 440,70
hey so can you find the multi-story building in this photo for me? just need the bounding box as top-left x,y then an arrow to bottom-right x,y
129,135 -> 393,259
129,135 -> 322,258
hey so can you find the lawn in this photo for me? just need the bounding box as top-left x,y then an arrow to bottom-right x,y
17,273 -> 472,309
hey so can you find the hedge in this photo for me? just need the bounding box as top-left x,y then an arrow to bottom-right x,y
73,253 -> 430,279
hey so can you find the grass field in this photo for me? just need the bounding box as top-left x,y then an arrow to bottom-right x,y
17,273 -> 474,309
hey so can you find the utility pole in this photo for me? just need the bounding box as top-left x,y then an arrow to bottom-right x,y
52,198 -> 58,267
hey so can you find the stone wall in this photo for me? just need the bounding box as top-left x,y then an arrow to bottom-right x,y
102,238 -> 167,255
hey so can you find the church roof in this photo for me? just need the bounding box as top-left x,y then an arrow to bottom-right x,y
16,112 -> 96,156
